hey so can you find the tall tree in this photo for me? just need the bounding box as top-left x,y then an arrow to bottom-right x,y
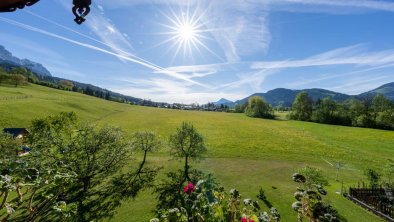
290,92 -> 313,121
245,96 -> 274,119
372,94 -> 394,129
169,122 -> 206,182
312,97 -> 337,123
58,80 -> 74,91
25,112 -> 158,221
10,74 -> 27,87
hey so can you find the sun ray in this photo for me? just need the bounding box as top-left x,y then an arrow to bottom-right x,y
152,2 -> 225,63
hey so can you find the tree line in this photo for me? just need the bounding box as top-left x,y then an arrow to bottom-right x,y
0,66 -> 139,104
289,91 -> 394,130
232,92 -> 394,130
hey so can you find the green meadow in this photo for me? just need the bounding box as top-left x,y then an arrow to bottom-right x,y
1,84 -> 393,221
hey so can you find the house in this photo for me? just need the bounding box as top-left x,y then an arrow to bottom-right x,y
3,128 -> 29,139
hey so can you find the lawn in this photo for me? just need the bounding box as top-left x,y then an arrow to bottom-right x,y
1,84 -> 393,221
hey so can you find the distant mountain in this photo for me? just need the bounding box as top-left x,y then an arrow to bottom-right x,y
213,98 -> 233,105
358,82 -> 394,101
234,88 -> 351,107
0,45 -> 52,77
0,45 -> 143,104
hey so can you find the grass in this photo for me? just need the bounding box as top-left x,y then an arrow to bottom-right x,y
1,84 -> 393,221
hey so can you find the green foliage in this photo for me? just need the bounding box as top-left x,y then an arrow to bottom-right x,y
154,174 -> 280,222
245,96 -> 275,119
289,93 -> 394,130
364,169 -> 381,188
0,84 -> 392,221
132,131 -> 163,153
0,133 -> 21,160
234,103 -> 247,113
290,92 -> 313,121
154,169 -> 216,214
58,80 -> 74,91
372,94 -> 394,129
297,166 -> 329,189
312,97 -> 338,124
10,74 -> 27,87
0,112 -> 160,221
169,122 -> 207,181
0,129 -> 77,221
291,173 -> 345,222
385,159 -> 394,186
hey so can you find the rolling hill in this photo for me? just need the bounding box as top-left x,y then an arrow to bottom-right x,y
1,83 -> 392,221
233,88 -> 351,107
359,82 -> 394,100
228,83 -> 394,107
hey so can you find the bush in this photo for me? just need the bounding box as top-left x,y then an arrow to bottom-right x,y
154,173 -> 281,222
245,96 -> 274,119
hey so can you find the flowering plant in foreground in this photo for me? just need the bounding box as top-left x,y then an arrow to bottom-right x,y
183,183 -> 195,194
291,173 -> 343,222
151,177 -> 280,222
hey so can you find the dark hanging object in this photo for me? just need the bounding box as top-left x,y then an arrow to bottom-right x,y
72,0 -> 92,25
0,0 -> 40,12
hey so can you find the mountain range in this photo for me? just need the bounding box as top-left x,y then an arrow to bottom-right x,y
215,83 -> 394,107
0,45 -> 52,77
1,45 -> 393,107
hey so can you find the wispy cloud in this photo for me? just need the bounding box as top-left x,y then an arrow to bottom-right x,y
202,1 -> 271,62
251,45 -> 394,70
86,6 -> 135,61
0,17 -> 208,87
97,0 -> 271,63
269,0 -> 394,13
331,74 -> 393,95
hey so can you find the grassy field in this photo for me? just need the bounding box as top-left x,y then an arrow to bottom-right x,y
1,84 -> 394,221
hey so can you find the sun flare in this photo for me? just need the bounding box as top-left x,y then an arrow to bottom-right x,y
177,22 -> 196,41
155,5 -> 222,62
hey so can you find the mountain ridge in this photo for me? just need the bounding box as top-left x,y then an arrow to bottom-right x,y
223,84 -> 394,107
0,45 -> 52,77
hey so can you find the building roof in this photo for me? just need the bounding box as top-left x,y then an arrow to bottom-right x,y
3,128 -> 29,138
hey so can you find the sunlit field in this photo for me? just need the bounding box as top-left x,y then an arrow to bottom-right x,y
1,84 -> 392,221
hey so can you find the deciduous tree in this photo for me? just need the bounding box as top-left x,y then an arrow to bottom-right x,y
169,122 -> 206,182
290,92 -> 313,121
245,96 -> 274,119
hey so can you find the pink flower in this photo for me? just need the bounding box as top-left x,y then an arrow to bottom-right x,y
241,217 -> 254,222
183,183 -> 195,194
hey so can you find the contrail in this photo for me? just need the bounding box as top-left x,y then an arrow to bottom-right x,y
0,16 -> 207,87
24,10 -> 167,72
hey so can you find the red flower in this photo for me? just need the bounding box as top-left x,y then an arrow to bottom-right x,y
241,217 -> 254,222
183,183 -> 195,194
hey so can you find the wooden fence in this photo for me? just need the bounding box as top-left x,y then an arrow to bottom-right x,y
347,188 -> 394,221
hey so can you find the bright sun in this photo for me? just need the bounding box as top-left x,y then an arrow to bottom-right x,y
177,23 -> 196,41
156,6 -> 221,61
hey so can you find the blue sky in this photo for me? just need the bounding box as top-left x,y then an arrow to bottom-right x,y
1,0 -> 394,103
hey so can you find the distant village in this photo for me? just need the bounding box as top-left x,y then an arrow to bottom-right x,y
138,100 -> 232,112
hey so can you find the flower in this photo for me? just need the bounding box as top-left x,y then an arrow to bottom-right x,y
183,183 -> 195,194
241,217 -> 247,222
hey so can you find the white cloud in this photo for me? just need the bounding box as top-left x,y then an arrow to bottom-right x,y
251,45 -> 394,70
202,1 -> 271,62
269,0 -> 394,12
0,17 -> 209,87
86,7 -> 135,62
